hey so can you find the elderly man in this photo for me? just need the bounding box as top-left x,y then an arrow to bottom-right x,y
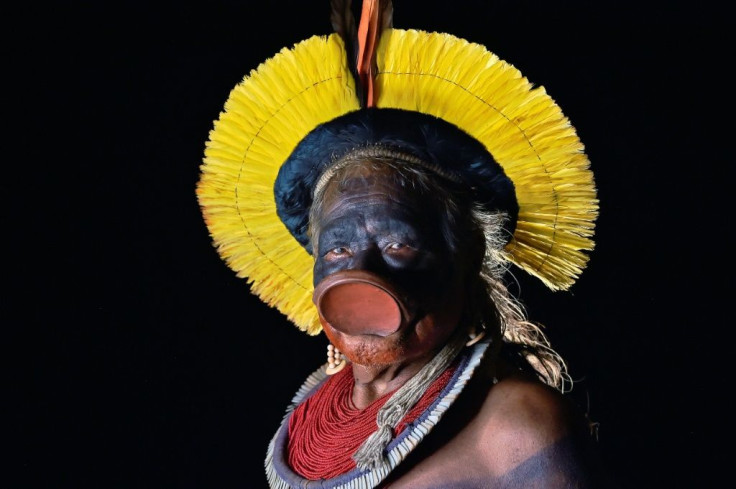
197,2 -> 613,487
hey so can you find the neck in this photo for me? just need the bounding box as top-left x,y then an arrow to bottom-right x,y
350,351 -> 436,409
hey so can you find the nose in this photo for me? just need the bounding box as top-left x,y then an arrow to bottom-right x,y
349,245 -> 387,275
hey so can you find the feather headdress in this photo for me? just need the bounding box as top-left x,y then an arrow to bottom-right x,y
196,0 -> 598,334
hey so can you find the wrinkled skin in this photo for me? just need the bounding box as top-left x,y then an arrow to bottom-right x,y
313,163 -> 470,407
310,162 -> 617,488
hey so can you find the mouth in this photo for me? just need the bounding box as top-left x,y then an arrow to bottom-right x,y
313,270 -> 412,337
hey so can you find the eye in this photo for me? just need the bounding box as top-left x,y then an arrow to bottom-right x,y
386,242 -> 406,251
324,246 -> 351,260
383,241 -> 420,265
384,242 -> 417,257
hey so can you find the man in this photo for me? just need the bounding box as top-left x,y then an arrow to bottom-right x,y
197,1 -> 612,487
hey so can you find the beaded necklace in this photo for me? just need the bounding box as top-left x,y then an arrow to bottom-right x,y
287,363 -> 457,479
265,337 -> 492,489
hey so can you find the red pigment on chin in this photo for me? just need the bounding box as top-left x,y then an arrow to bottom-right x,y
322,322 -> 408,366
351,341 -> 407,366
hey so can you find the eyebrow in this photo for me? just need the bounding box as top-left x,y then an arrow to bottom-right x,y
318,212 -> 425,244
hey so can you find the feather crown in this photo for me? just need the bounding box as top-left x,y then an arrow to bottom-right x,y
196,0 -> 598,334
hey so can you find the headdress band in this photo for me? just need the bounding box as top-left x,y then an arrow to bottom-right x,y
314,144 -> 464,199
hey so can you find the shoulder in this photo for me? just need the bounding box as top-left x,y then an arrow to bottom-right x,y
478,374 -> 581,468
489,374 -> 583,436
381,360 -> 617,488
470,372 -> 611,487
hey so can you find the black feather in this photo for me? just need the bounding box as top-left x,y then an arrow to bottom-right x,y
380,0 -> 393,29
330,0 -> 361,100
329,0 -> 357,40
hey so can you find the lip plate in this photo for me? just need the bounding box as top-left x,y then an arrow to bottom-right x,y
313,270 -> 410,337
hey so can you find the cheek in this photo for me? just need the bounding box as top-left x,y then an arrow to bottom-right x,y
392,249 -> 457,306
406,276 -> 466,346
312,259 -> 328,287
312,247 -> 355,287
410,311 -> 461,352
412,265 -> 466,324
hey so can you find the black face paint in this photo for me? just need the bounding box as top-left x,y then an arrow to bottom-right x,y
312,170 -> 457,337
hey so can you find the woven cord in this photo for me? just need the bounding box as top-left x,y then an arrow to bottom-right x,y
352,331 -> 468,470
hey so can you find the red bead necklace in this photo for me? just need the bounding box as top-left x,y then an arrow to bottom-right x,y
287,364 -> 457,480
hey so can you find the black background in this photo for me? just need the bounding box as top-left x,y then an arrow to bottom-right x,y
7,1 -> 731,488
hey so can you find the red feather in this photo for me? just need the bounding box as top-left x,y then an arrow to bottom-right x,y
331,0 -> 393,107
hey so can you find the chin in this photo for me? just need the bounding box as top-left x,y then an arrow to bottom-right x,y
352,344 -> 407,366
323,313 -> 459,367
325,327 -> 408,367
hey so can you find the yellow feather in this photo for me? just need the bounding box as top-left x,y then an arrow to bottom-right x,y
375,29 -> 598,290
197,27 -> 598,335
198,34 -> 359,334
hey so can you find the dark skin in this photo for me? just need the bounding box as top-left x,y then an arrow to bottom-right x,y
311,162 -> 613,488
314,164 -> 466,407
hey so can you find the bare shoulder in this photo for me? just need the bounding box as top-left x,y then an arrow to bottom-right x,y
381,365 -> 618,488
487,374 -> 582,439
469,373 -> 616,487
475,374 -> 581,470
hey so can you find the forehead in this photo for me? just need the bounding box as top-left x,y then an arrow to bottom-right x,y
315,164 -> 449,254
318,161 -> 430,216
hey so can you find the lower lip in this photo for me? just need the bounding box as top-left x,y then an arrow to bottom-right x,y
318,281 -> 403,336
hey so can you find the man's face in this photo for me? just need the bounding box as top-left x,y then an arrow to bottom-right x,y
312,163 -> 468,366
